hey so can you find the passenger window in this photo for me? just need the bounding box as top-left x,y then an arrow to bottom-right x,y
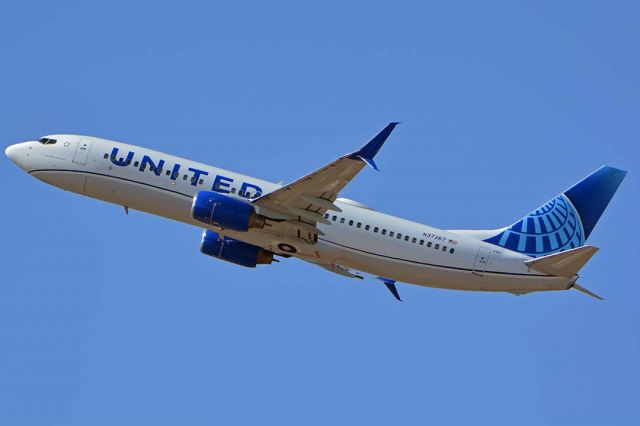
231,187 -> 236,194
150,165 -> 155,172
199,179 -> 205,185
119,157 -> 124,163
332,215 -> 337,221
191,177 -> 196,184
324,214 -> 329,219
442,246 -> 447,252
166,170 -> 171,176
381,229 -> 387,235
389,231 -> 394,237
356,222 -> 362,228
374,227 -> 379,233
397,234 -> 402,239
427,242 -> 432,247
435,244 -> 440,250
450,248 -> 455,254
103,153 -> 108,159
365,225 -> 370,231
349,220 -> 354,226
183,175 -> 188,180
419,240 -> 424,245
411,237 -> 416,243
239,190 -> 245,196
134,161 -> 140,167
340,218 -> 345,224
127,159 -> 132,165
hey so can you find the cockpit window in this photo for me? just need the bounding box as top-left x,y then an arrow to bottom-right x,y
38,138 -> 57,145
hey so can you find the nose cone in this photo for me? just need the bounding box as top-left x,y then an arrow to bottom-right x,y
5,142 -> 31,170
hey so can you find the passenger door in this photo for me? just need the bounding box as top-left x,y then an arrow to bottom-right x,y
73,138 -> 93,165
472,246 -> 491,276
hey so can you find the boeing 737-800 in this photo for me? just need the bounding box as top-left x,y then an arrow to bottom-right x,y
5,124 -> 626,300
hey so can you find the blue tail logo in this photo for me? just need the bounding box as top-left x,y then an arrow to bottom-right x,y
484,194 -> 585,257
484,166 -> 626,258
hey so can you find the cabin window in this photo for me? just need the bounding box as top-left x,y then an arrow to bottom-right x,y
103,153 -> 108,159
389,231 -> 394,237
340,218 -> 345,224
356,222 -> 362,228
191,177 -> 197,184
450,248 -> 455,254
324,213 -> 330,219
397,233 -> 402,239
435,244 -> 440,250
374,227 -> 379,233
183,174 -> 188,180
404,235 -> 409,242
442,246 -> 447,252
412,237 -> 417,243
427,242 -> 432,247
127,159 -> 132,165
381,229 -> 386,235
365,225 -> 370,231
332,215 -> 337,221
119,157 -> 124,163
419,240 -> 424,245
134,161 -> 139,167
231,187 -> 236,194
166,170 -> 171,176
349,220 -> 354,226
199,179 -> 204,185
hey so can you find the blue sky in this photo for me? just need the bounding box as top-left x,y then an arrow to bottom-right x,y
1,1 -> 638,424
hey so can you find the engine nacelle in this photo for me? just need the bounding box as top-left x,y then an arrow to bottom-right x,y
191,191 -> 266,232
200,230 -> 274,268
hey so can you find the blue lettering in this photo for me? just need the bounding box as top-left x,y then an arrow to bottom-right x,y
240,182 -> 263,198
189,167 -> 209,186
140,155 -> 165,176
212,174 -> 233,193
170,163 -> 181,180
110,147 -> 134,167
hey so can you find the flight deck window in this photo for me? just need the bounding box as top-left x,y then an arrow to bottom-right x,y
39,138 -> 57,144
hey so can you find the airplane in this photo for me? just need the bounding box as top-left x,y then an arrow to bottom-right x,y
5,124 -> 626,301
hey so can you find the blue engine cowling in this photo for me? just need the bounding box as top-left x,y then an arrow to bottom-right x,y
191,191 -> 266,232
200,230 -> 274,268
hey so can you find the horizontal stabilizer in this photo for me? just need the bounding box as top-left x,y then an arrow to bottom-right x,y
524,245 -> 599,277
572,283 -> 604,300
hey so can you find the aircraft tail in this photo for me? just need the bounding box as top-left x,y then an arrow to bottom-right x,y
482,166 -> 626,257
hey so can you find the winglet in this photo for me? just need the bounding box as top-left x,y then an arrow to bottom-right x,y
348,122 -> 400,171
572,283 -> 604,300
377,277 -> 402,301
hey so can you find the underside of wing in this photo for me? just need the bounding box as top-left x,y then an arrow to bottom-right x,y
252,123 -> 399,241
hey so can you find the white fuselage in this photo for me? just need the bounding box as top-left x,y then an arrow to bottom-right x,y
6,135 -> 575,294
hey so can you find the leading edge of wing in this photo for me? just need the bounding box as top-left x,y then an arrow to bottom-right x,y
346,122 -> 400,171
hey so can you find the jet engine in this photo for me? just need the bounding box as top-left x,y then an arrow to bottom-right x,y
191,191 -> 266,231
200,230 -> 274,268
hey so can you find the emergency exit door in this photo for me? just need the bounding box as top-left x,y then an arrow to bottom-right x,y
472,247 -> 491,276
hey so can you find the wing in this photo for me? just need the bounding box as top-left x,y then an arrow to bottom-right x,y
252,123 -> 399,240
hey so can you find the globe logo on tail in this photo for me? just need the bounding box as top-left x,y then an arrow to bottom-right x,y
484,194 -> 585,257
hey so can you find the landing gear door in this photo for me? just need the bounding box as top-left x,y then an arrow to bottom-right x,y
472,246 -> 491,276
73,138 -> 93,165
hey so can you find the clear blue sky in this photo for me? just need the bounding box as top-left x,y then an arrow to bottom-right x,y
1,1 -> 638,424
